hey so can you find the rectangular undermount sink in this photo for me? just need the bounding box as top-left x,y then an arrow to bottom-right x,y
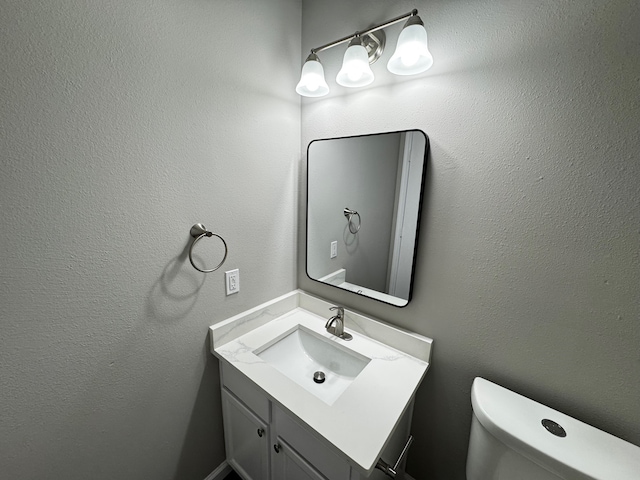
254,325 -> 371,405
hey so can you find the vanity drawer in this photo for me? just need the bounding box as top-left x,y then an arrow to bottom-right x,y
274,404 -> 351,480
221,361 -> 270,422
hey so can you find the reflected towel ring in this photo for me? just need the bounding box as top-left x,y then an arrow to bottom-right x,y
188,223 -> 228,273
343,208 -> 361,234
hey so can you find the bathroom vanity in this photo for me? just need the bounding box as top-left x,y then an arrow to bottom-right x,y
210,290 -> 432,479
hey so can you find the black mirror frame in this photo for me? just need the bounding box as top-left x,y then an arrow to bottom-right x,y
305,129 -> 429,308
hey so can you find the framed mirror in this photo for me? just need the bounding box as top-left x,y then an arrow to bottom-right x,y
306,130 -> 428,307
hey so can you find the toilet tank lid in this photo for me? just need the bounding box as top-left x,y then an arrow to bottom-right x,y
471,377 -> 640,480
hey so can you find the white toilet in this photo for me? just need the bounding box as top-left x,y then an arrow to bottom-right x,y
466,377 -> 640,479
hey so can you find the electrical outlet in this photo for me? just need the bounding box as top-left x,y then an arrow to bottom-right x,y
330,241 -> 337,259
225,269 -> 239,295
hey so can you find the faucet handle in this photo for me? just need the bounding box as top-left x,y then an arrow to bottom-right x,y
329,306 -> 344,318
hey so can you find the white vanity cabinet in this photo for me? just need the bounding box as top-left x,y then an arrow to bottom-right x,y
211,290 -> 433,480
221,361 -> 356,480
220,361 -> 412,480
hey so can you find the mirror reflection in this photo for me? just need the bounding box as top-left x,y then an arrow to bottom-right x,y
306,130 -> 428,307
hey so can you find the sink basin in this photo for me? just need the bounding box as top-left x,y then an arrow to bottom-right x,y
254,325 -> 371,405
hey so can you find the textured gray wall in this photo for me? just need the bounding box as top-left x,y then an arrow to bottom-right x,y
299,0 -> 640,478
0,1 -> 300,479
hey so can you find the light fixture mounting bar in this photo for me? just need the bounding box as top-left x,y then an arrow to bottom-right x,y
310,9 -> 418,55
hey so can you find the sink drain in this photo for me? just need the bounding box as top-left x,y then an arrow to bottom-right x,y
313,371 -> 326,384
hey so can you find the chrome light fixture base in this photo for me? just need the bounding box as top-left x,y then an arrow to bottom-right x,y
361,30 -> 385,64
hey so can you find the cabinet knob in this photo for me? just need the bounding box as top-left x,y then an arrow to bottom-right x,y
273,443 -> 281,453
257,428 -> 264,438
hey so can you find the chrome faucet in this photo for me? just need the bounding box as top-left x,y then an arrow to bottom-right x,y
325,306 -> 352,341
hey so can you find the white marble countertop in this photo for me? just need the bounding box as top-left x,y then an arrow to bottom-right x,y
209,290 -> 432,475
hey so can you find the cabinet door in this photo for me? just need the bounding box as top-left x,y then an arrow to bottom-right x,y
272,437 -> 329,480
273,405 -> 351,480
222,389 -> 270,480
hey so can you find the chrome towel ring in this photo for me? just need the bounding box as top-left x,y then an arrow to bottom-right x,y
343,208 -> 361,234
188,223 -> 228,273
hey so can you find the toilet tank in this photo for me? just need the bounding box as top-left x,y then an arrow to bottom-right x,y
466,377 -> 640,480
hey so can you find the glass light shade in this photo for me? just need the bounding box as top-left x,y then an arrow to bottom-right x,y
336,41 -> 374,88
387,21 -> 433,76
296,55 -> 329,97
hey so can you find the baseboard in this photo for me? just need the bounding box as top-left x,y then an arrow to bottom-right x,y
203,461 -> 232,480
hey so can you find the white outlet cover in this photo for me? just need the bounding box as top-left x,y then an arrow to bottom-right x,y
225,269 -> 239,295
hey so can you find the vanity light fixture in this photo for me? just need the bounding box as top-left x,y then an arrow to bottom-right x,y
296,9 -> 433,97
